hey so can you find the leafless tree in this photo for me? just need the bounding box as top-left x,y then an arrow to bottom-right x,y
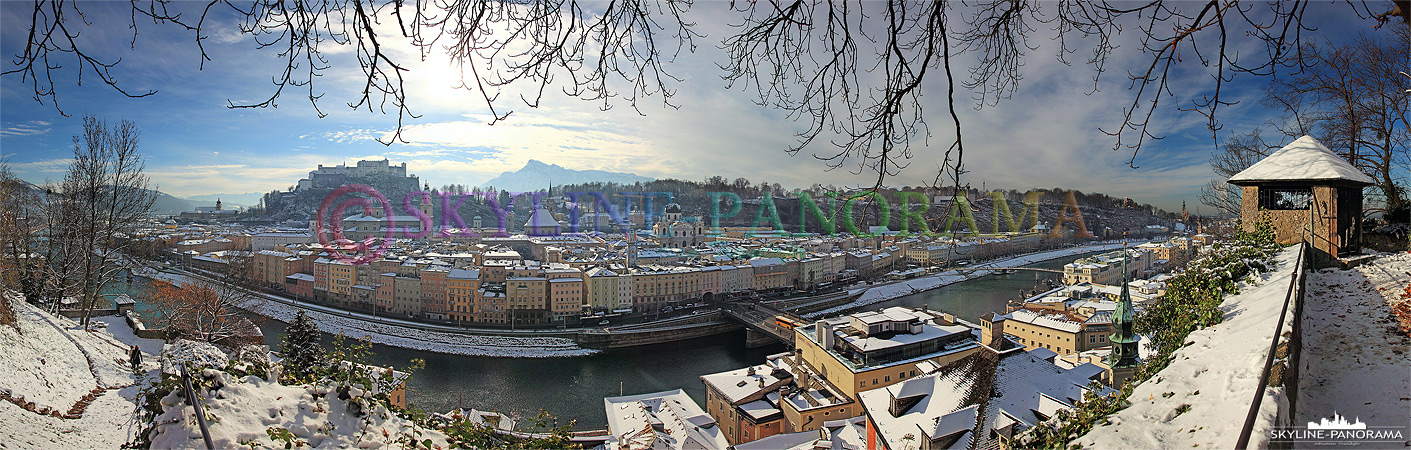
4,1 -> 1409,190
62,116 -> 157,327
1266,27 -> 1411,213
0,164 -> 32,327
1196,131 -> 1280,217
144,255 -> 265,344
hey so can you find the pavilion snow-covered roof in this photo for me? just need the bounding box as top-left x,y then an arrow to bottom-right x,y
1228,135 -> 1374,185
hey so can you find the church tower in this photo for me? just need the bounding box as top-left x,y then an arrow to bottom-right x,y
216,198 -> 222,211
1108,254 -> 1142,387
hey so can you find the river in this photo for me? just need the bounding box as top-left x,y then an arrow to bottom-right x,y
122,253 -> 1081,430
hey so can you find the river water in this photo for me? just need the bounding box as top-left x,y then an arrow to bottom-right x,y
125,254 -> 1079,430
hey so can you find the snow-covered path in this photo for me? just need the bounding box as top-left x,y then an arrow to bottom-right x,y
1076,245 -> 1301,449
1297,252 -> 1411,447
0,299 -> 162,449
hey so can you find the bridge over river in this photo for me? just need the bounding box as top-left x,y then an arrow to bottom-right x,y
948,266 -> 1064,274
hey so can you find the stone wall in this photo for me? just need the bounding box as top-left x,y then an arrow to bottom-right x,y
1238,185 -> 1342,260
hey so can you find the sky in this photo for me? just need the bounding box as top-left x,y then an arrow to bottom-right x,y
0,1 -> 1386,212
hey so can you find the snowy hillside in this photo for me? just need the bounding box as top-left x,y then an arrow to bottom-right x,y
0,297 -> 151,448
147,365 -> 449,448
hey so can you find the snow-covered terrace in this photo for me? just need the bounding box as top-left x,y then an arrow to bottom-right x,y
1076,245 -> 1304,449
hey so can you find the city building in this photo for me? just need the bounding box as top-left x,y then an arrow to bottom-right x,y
858,347 -> 1111,450
1062,248 -> 1152,285
447,269 -> 479,324
603,389 -> 729,450
979,309 -> 1113,356
251,231 -> 313,251
700,307 -> 984,438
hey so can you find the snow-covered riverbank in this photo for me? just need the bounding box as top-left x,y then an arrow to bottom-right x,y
808,241 -> 1140,317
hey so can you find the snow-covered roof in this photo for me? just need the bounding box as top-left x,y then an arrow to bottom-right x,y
603,389 -> 728,450
699,364 -> 788,404
731,416 -> 867,450
1005,309 -> 1083,333
1228,135 -> 1374,185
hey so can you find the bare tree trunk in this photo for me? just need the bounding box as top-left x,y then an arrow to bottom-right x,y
63,117 -> 156,327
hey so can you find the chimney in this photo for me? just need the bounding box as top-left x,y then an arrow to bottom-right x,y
814,320 -> 835,349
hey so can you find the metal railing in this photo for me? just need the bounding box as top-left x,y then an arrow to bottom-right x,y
179,363 -> 215,450
1234,242 -> 1306,449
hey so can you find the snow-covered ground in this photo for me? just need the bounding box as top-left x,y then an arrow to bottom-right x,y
148,366 -> 450,449
808,241 -> 1141,317
0,298 -> 162,449
141,270 -> 598,358
1296,251 -> 1411,446
1075,245 -> 1301,449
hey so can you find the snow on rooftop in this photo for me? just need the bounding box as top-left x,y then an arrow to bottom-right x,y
732,416 -> 867,450
859,372 -> 979,448
603,389 -> 728,450
1228,135 -> 1374,185
1005,309 -> 1083,333
699,365 -> 787,404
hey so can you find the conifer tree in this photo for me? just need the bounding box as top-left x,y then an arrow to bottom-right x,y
281,310 -> 327,382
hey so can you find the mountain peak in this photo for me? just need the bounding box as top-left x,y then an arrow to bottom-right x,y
481,160 -> 652,191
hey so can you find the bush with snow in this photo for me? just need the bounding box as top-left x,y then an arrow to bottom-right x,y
146,368 -> 449,449
279,310 -> 327,384
159,339 -> 230,376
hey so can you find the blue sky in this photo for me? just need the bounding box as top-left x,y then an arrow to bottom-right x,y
0,1 -> 1382,212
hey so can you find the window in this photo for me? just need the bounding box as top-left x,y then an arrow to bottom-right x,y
1259,188 -> 1313,210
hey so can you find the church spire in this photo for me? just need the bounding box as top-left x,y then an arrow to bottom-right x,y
1108,248 -> 1142,382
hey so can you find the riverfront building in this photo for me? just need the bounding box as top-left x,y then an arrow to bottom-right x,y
1061,247 -> 1154,285
796,307 -> 983,398
979,309 -> 1113,356
701,306 -> 985,444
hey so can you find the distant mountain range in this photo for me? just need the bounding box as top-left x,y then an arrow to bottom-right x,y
151,191 -> 199,215
481,160 -> 653,191
6,180 -> 199,216
183,192 -> 263,209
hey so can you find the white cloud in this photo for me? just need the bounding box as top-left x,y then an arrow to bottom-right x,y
1,120 -> 52,137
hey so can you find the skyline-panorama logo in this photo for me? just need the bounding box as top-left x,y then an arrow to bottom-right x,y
1307,412 -> 1367,430
1268,410 -> 1406,446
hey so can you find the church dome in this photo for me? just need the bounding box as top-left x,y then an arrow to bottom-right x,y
664,203 -> 683,214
